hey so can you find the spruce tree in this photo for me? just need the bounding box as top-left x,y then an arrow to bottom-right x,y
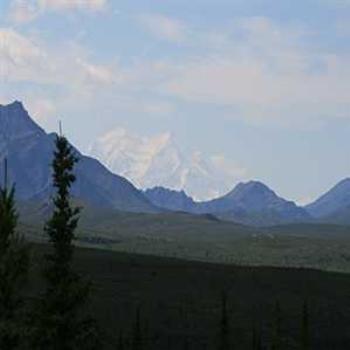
32,135 -> 99,349
252,319 -> 262,350
219,292 -> 230,350
252,324 -> 257,350
271,301 -> 282,350
301,300 -> 310,350
256,329 -> 263,350
0,162 -> 29,349
183,334 -> 190,350
132,306 -> 142,350
117,331 -> 124,350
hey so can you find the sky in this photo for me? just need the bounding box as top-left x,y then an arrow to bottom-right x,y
0,0 -> 350,204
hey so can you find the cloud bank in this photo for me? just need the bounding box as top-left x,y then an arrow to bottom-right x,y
2,13 -> 350,129
8,0 -> 107,23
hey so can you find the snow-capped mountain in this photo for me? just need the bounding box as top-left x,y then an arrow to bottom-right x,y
88,128 -> 246,201
0,101 -> 156,213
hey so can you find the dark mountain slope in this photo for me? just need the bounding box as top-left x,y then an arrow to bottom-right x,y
144,181 -> 311,226
306,178 -> 350,221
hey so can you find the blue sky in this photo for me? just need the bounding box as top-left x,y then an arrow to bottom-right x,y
1,0 -> 350,203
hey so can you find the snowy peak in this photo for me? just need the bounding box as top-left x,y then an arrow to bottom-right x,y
0,101 -> 44,141
88,128 -> 246,201
96,128 -> 172,151
88,128 -> 179,189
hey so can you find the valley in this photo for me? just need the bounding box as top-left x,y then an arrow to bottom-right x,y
18,209 -> 350,274
26,244 -> 350,349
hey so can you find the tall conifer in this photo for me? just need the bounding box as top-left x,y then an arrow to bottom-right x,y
32,135 -> 99,349
301,300 -> 310,350
271,301 -> 282,350
219,292 -> 230,350
132,306 -> 143,350
0,160 -> 29,349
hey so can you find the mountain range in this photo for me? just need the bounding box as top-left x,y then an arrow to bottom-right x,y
0,101 -> 156,213
145,182 -> 312,226
1,100 -> 350,228
88,128 -> 246,201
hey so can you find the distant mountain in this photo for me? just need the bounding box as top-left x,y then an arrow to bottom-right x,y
144,187 -> 197,212
88,128 -> 246,201
3,101 -> 347,228
0,101 -> 156,213
305,179 -> 350,224
320,207 -> 350,226
200,181 -> 312,226
144,181 -> 312,227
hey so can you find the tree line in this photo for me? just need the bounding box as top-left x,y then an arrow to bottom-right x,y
114,292 -> 311,349
0,134 -> 312,349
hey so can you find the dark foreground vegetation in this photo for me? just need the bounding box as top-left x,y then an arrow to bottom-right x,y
0,134 -> 98,349
28,246 -> 350,349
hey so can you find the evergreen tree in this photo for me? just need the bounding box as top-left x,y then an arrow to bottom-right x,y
256,329 -> 263,350
301,300 -> 310,350
132,306 -> 142,350
31,135 -> 99,349
0,161 -> 29,349
251,325 -> 258,350
183,334 -> 190,350
219,292 -> 230,350
252,319 -> 262,350
117,331 -> 124,350
271,301 -> 282,350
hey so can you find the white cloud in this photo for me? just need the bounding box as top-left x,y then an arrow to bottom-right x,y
76,58 -> 114,84
325,0 -> 350,7
2,16 -> 350,129
0,27 -> 118,128
140,101 -> 175,115
8,0 -> 38,24
0,28 -> 114,88
0,27 -> 178,123
138,13 -> 187,43
38,0 -> 107,12
8,0 -> 107,23
210,154 -> 247,179
0,29 -> 47,81
139,17 -> 350,126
